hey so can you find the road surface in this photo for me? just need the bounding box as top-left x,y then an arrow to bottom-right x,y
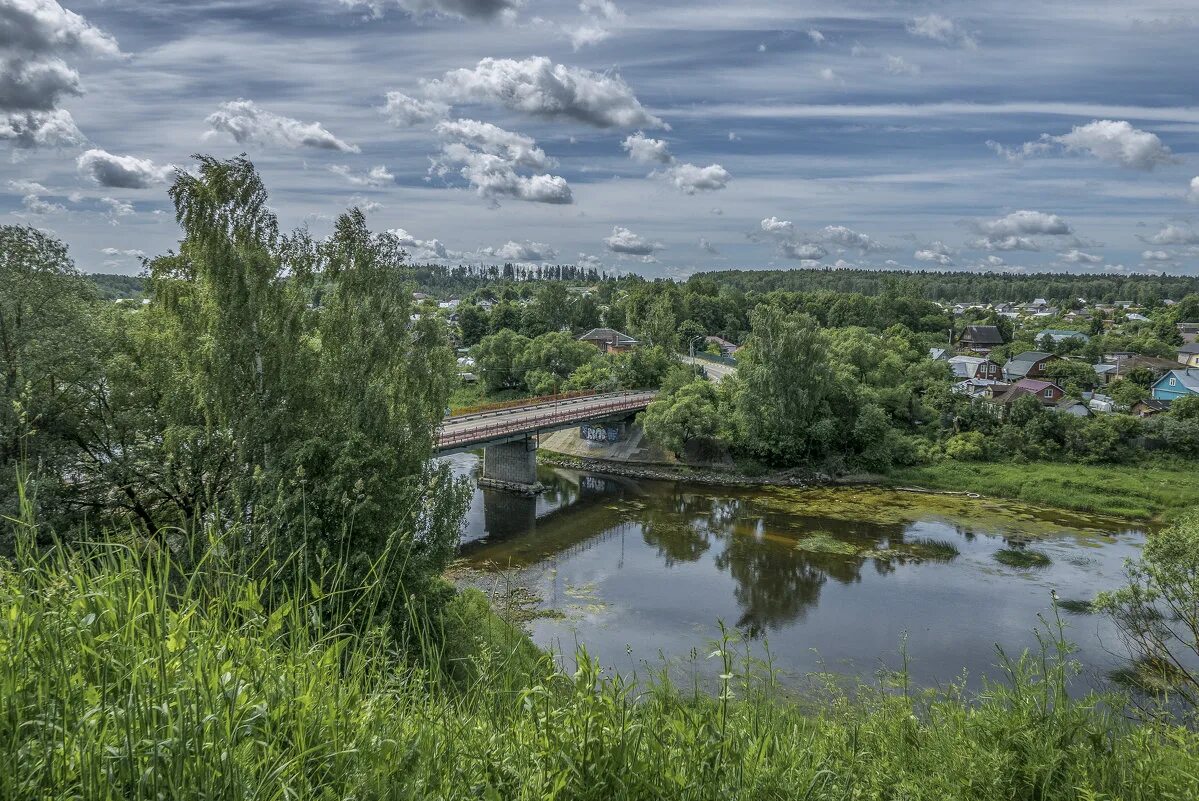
681,355 -> 737,382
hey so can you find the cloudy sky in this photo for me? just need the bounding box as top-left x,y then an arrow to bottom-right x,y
3,0 -> 1198,277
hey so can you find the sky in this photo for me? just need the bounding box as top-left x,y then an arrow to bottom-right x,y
2,0 -> 1199,278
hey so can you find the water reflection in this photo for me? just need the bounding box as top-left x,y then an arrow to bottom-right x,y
448,453 -> 1149,692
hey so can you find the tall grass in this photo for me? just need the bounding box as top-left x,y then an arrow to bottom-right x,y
3,506 -> 1199,798
887,459 -> 1199,521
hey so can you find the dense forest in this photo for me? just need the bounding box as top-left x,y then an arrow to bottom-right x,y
695,267 -> 1199,304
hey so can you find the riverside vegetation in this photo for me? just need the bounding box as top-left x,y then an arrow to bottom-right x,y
6,156 -> 1199,798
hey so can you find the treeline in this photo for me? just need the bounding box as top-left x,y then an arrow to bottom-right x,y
695,268 -> 1199,305
86,272 -> 146,299
406,261 -> 613,295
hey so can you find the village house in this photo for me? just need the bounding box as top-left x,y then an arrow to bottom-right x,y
1002,351 -> 1059,382
982,378 -> 1085,417
1132,398 -> 1171,417
1178,322 -> 1199,343
929,347 -> 949,361
1106,355 -> 1181,382
948,355 -> 1002,381
956,324 -> 1005,353
952,378 -> 1005,397
704,336 -> 740,357
1152,369 -> 1199,402
1177,342 -> 1199,368
578,327 -> 639,354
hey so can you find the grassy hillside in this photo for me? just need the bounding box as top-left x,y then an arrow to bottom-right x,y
3,528 -> 1198,800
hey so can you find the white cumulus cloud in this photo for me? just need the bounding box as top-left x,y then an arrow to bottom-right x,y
604,225 -> 661,256
422,56 -> 666,129
77,149 -> 173,188
989,120 -> 1176,170
0,0 -> 118,148
479,240 -> 558,261
431,119 -> 571,205
662,162 -> 730,194
206,99 -> 360,152
380,91 -> 448,127
760,216 -> 794,236
1060,249 -> 1103,264
622,131 -> 672,164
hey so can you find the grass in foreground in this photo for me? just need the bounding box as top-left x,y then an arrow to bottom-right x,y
886,459 -> 1199,522
3,531 -> 1199,799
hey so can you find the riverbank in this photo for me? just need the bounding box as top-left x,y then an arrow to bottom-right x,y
538,449 -> 1195,523
886,460 -> 1199,523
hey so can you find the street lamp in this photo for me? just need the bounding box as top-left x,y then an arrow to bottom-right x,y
688,335 -> 706,358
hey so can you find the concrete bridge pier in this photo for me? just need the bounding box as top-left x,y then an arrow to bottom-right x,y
480,436 -> 543,495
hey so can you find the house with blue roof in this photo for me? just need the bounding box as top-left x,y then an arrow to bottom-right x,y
1151,369 -> 1199,402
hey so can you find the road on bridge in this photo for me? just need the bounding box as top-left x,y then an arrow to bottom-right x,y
437,390 -> 658,452
681,355 -> 737,382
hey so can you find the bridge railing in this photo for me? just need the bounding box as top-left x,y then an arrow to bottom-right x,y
449,389 -> 602,419
437,391 -> 656,450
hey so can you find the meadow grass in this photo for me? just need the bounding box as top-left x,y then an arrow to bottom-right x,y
887,459 -> 1199,522
4,519 -> 1199,798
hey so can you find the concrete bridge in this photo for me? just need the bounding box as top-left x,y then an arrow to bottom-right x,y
437,390 -> 657,492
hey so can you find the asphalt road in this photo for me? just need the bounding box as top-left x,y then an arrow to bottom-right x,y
681,355 -> 737,382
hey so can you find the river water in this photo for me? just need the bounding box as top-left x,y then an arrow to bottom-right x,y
447,454 -> 1148,694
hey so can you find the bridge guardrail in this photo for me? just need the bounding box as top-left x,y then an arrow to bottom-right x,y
449,389 -> 603,420
437,391 -> 656,450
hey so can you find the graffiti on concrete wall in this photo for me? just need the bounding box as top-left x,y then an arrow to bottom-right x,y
580,423 -> 622,443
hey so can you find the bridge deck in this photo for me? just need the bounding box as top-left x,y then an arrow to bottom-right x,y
437,390 -> 657,452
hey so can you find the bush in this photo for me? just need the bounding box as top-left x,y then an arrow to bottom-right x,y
944,431 -> 986,461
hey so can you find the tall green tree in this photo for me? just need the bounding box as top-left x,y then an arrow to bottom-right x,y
0,226 -> 100,519
732,307 -> 845,463
78,157 -> 469,622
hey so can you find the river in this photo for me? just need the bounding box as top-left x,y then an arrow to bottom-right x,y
447,453 -> 1148,695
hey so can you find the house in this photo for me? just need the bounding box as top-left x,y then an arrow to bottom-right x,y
704,336 -> 739,357
1107,355 -> 1181,381
985,378 -> 1069,414
1037,329 -> 1089,345
1002,351 -> 1059,381
1132,398 -> 1171,417
929,347 -> 948,361
953,378 -> 1005,397
1178,322 -> 1199,344
1176,343 -> 1199,368
1092,363 -> 1119,384
957,325 -> 1005,352
579,327 -> 639,353
1152,369 -> 1199,402
1125,313 -> 1150,323
948,355 -> 1002,380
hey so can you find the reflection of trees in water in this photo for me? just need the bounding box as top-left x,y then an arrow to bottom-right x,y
714,532 -> 827,638
638,489 -> 933,638
639,489 -> 728,566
